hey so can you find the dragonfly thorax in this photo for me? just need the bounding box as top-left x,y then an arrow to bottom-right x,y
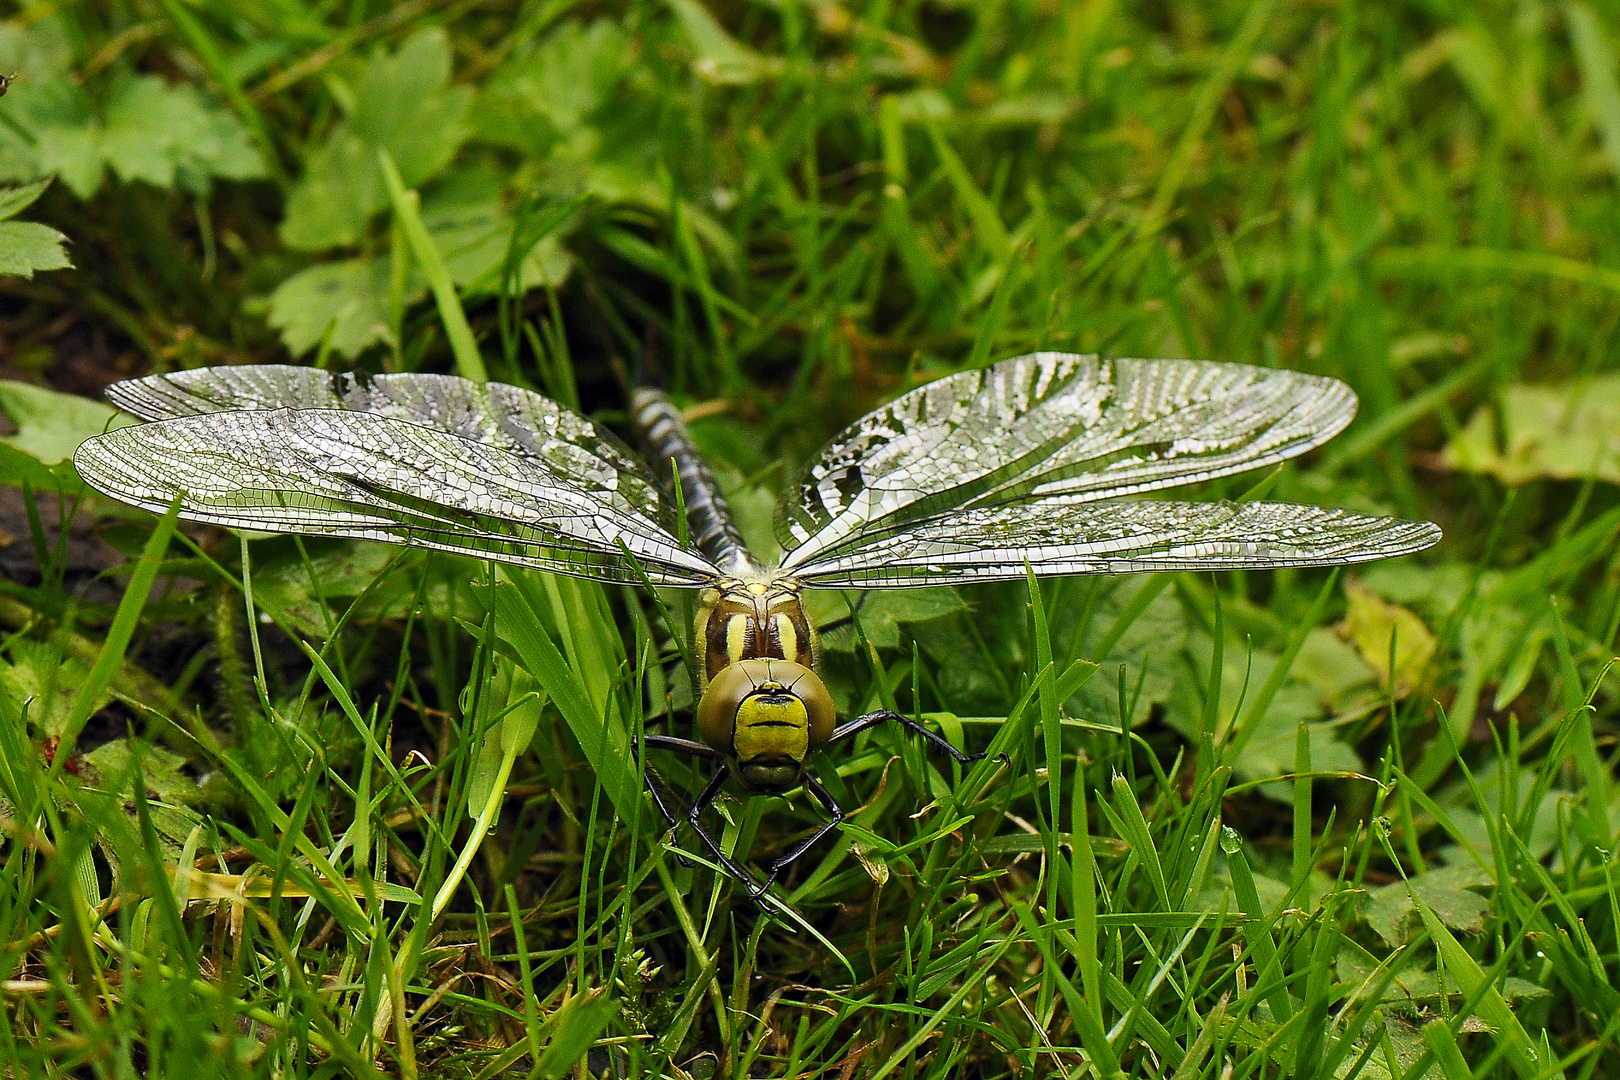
695,576 -> 817,685
696,658 -> 836,793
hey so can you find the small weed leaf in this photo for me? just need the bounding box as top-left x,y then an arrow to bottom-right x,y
1445,374 -> 1620,487
0,179 -> 69,276
1364,862 -> 1493,948
0,381 -> 130,484
280,29 -> 470,252
0,22 -> 261,198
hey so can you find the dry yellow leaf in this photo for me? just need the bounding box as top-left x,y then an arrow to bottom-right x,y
1338,579 -> 1437,697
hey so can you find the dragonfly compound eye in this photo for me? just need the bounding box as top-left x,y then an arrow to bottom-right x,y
696,658 -> 836,793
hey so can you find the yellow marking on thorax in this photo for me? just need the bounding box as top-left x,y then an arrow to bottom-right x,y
724,614 -> 749,666
696,576 -> 820,685
773,613 -> 798,667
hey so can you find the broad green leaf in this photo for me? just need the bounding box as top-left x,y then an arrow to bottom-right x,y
1410,883 -> 1542,1079
279,132 -> 377,251
811,588 -> 966,652
101,75 -> 265,192
271,179 -> 575,358
0,24 -> 261,199
279,29 -> 470,251
1290,628 -> 1380,713
352,30 -> 470,187
0,178 -> 51,220
1433,763 -> 1568,862
81,739 -> 205,858
0,379 -> 129,464
421,174 -> 573,293
1339,945 -> 1549,1009
0,444 -> 83,491
466,670 -> 511,820
0,164 -> 63,282
82,739 -> 202,808
0,640 -> 102,738
0,20 -> 102,196
1364,862 -> 1492,948
37,128 -> 105,199
246,542 -> 422,640
1444,375 -> 1620,486
1168,635 -> 1360,800
1357,561 -> 1478,622
472,19 -> 630,144
1228,684 -> 1359,799
266,256 -> 394,358
0,220 -> 69,276
1069,577 -> 1187,727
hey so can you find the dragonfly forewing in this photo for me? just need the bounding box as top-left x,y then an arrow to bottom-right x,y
106,364 -> 676,533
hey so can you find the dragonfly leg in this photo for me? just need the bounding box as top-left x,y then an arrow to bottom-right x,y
634,737 -> 760,888
633,734 -> 721,868
632,734 -> 717,830
636,733 -> 721,761
754,772 -> 844,897
830,710 -> 988,765
680,769 -> 765,887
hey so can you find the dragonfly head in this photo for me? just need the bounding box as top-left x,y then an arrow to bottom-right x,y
696,658 -> 835,794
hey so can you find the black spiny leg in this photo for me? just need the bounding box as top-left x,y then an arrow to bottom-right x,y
633,734 -> 717,838
633,735 -> 758,887
830,710 -> 988,765
755,772 -> 844,897
775,712 -> 998,897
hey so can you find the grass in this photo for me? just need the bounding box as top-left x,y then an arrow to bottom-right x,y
0,0 -> 1618,1077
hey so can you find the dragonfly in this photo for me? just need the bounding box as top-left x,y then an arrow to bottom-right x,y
74,352 -> 1440,895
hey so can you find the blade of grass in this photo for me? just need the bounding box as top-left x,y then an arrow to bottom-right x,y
380,148 -> 487,383
52,499 -> 180,777
1135,0 -> 1276,241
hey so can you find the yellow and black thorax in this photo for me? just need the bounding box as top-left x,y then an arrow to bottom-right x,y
694,576 -> 817,685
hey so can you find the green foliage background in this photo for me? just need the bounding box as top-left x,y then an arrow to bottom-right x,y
0,0 -> 1618,1077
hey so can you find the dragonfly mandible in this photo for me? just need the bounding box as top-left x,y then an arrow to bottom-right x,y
73,353 -> 1441,894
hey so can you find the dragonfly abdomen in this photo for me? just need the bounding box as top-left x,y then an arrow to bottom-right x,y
631,389 -> 760,576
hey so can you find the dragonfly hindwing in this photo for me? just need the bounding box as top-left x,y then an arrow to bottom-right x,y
785,499 -> 1443,587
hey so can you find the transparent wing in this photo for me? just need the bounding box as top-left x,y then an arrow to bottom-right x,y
778,353 -> 1359,572
790,500 -> 1441,588
73,408 -> 720,586
105,364 -> 674,534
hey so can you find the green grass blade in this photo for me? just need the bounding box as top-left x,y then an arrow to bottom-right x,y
379,148 -> 487,383
54,499 -> 181,773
